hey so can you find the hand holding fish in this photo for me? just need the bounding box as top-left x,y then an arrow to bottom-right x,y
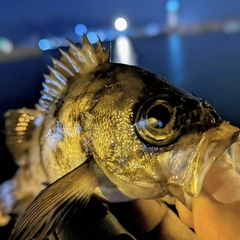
177,163 -> 240,240
112,163 -> 240,239
1,35 -> 240,239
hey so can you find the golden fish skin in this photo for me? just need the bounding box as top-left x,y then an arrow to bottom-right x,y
1,35 -> 240,239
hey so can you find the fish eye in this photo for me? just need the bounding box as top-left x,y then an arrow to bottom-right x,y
135,96 -> 188,146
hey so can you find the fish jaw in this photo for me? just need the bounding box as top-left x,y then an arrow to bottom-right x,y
167,121 -> 240,208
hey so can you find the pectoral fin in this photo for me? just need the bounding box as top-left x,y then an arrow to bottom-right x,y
9,159 -> 98,240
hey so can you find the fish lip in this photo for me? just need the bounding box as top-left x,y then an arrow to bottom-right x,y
168,121 -> 240,209
184,122 -> 240,197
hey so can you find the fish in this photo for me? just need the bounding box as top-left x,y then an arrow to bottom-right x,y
0,35 -> 240,239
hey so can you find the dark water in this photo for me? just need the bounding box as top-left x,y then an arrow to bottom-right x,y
0,31 -> 240,239
1,32 -> 240,124
132,32 -> 240,126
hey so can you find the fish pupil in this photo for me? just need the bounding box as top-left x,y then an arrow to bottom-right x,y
147,105 -> 171,129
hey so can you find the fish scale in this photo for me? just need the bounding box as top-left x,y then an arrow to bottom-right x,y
0,35 -> 240,239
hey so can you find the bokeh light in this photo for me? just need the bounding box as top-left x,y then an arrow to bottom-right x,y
166,0 -> 180,12
75,24 -> 88,36
86,32 -> 98,43
114,18 -> 128,32
96,30 -> 106,42
106,29 -> 116,41
38,39 -> 52,51
145,23 -> 161,36
114,36 -> 137,65
0,37 -> 13,54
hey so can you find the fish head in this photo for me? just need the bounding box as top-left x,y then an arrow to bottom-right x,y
80,61 -> 240,207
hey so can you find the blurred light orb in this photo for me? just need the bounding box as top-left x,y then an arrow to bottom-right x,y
0,37 -> 13,54
166,0 -> 180,12
38,39 -> 52,51
96,30 -> 106,42
145,23 -> 160,36
106,29 -> 116,41
75,24 -> 87,36
86,32 -> 98,44
114,18 -> 128,32
51,37 -> 62,48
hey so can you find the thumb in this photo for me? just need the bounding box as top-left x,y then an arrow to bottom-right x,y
192,163 -> 240,240
192,191 -> 240,240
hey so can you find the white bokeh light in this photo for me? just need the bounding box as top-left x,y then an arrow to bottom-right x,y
0,37 -> 13,54
114,18 -> 128,32
114,36 -> 137,65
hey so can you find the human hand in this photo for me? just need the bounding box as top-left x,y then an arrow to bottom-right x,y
110,163 -> 240,240
176,163 -> 240,240
110,198 -> 197,239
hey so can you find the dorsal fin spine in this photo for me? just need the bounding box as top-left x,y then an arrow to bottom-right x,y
43,74 -> 64,90
47,66 -> 67,85
82,35 -> 99,64
59,49 -> 80,73
38,35 -> 110,113
38,99 -> 50,109
35,104 -> 46,112
42,82 -> 58,97
51,57 -> 74,76
40,91 -> 54,101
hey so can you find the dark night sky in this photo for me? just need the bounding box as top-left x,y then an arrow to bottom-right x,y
1,0 -> 240,42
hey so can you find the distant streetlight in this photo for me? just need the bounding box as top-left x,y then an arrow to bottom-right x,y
0,37 -> 13,54
166,0 -> 180,28
114,18 -> 128,32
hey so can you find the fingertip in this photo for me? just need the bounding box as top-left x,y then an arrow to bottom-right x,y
175,200 -> 194,229
203,162 -> 240,204
192,191 -> 240,240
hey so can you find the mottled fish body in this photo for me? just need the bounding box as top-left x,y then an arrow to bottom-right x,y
0,36 -> 240,239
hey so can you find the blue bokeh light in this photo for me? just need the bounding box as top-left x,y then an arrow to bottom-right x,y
86,32 -> 98,44
96,30 -> 106,42
105,29 -> 116,41
75,24 -> 87,36
38,39 -> 51,50
166,0 -> 180,12
145,23 -> 160,36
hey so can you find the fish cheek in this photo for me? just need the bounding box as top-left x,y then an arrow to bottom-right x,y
87,107 -> 166,198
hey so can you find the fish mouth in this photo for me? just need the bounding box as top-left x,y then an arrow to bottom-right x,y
167,121 -> 240,209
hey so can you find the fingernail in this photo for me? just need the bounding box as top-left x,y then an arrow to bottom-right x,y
212,168 -> 240,203
203,162 -> 240,204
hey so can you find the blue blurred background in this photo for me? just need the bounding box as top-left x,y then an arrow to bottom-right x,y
0,0 -> 240,238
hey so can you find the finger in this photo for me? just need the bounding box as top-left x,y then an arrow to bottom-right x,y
110,199 -> 197,240
177,161 -> 240,230
192,162 -> 240,240
109,199 -> 167,233
192,191 -> 240,240
153,206 -> 197,240
203,162 -> 240,204
175,200 -> 193,229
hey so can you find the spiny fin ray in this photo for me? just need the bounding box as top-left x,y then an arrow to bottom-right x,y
38,35 -> 110,113
5,109 -> 44,166
51,57 -> 74,76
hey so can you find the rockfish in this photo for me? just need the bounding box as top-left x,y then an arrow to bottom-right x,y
0,35 -> 240,239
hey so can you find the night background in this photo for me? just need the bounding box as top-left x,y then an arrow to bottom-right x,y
0,0 -> 240,239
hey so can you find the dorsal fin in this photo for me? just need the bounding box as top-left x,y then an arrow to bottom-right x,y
36,35 -> 110,112
5,108 -> 44,166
